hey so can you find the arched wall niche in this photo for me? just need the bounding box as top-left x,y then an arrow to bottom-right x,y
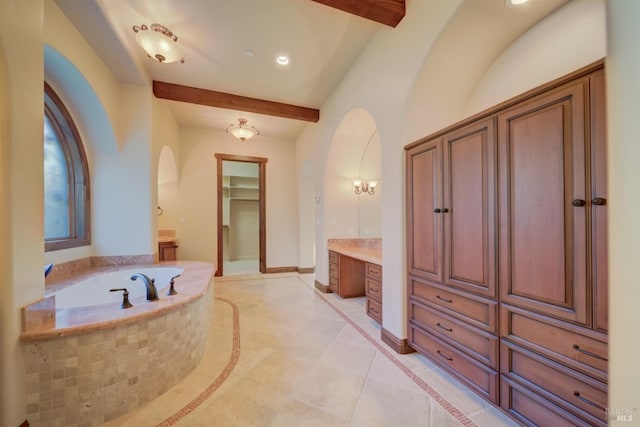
323,108 -> 381,239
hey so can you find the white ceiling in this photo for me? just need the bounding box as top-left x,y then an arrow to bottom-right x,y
54,0 -> 383,139
52,0 -> 570,140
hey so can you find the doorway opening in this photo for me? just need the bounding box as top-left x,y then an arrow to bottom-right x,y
215,154 -> 267,276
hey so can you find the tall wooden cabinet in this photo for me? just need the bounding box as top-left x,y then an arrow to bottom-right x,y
406,62 -> 608,426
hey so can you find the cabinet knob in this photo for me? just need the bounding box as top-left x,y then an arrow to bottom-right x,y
571,199 -> 586,207
434,208 -> 441,213
592,197 -> 607,206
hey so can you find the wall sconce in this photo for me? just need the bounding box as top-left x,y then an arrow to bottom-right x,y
132,23 -> 185,64
353,179 -> 377,195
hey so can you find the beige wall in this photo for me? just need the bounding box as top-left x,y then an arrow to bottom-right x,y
296,0 -> 464,340
0,1 -> 44,425
178,127 -> 298,269
606,0 -> 640,415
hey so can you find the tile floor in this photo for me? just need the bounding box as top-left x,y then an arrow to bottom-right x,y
102,273 -> 517,426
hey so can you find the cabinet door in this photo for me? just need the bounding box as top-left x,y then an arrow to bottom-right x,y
443,118 -> 496,298
590,70 -> 608,332
498,81 -> 588,325
406,138 -> 443,283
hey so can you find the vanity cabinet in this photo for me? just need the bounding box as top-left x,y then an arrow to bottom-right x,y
159,240 -> 178,261
328,250 -> 366,298
365,262 -> 382,324
405,62 -> 608,425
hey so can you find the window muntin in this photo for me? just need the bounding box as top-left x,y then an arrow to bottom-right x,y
44,82 -> 90,251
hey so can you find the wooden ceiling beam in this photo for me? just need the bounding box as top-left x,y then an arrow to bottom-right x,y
311,0 -> 405,28
152,81 -> 320,123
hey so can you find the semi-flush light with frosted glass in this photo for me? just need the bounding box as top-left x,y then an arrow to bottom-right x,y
505,0 -> 529,6
132,23 -> 185,64
226,118 -> 260,141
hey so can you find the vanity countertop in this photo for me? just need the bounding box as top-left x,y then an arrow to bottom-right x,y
159,229 -> 177,243
327,238 -> 381,265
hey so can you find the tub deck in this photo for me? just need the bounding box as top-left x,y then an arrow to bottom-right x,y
21,261 -> 214,340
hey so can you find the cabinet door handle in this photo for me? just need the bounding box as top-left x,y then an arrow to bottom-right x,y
436,350 -> 453,361
573,344 -> 608,361
436,295 -> 453,303
442,208 -> 449,213
434,208 -> 441,213
592,197 -> 607,206
436,322 -> 453,332
572,199 -> 586,207
573,391 -> 606,411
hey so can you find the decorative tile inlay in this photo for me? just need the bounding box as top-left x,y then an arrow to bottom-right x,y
315,289 -> 478,427
156,296 -> 240,427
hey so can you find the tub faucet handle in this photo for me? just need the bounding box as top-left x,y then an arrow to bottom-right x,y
109,288 -> 133,309
168,274 -> 181,295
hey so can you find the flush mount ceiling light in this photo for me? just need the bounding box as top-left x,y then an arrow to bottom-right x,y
132,23 -> 185,64
505,0 -> 529,6
276,55 -> 289,65
226,118 -> 260,141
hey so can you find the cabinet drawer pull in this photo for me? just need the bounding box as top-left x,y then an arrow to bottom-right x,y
370,306 -> 379,314
573,391 -> 606,412
436,322 -> 453,332
369,287 -> 379,293
592,197 -> 607,206
436,350 -> 453,361
572,344 -> 608,361
572,199 -> 586,207
436,295 -> 453,303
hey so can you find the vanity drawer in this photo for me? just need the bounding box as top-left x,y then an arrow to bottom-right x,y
366,298 -> 382,324
329,276 -> 337,293
365,277 -> 382,302
410,325 -> 498,404
366,262 -> 382,281
501,305 -> 608,382
410,302 -> 498,369
410,278 -> 497,333
501,341 -> 607,426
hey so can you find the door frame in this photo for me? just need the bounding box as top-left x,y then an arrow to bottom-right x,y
215,153 -> 267,276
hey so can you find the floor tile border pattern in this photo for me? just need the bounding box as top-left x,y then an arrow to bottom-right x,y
313,286 -> 479,427
156,296 -> 241,427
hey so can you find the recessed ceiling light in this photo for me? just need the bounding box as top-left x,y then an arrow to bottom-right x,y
245,50 -> 255,58
505,0 -> 529,6
276,55 -> 289,65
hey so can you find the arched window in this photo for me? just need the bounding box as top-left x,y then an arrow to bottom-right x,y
44,82 -> 90,251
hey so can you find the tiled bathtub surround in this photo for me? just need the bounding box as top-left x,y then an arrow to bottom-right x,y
21,261 -> 214,426
23,261 -> 213,339
327,238 -> 382,264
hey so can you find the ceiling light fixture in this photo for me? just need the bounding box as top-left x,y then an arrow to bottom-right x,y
505,0 -> 529,6
132,23 -> 185,64
276,55 -> 289,65
226,118 -> 260,141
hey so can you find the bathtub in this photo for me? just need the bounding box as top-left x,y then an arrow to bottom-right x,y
21,261 -> 214,427
52,266 -> 184,309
